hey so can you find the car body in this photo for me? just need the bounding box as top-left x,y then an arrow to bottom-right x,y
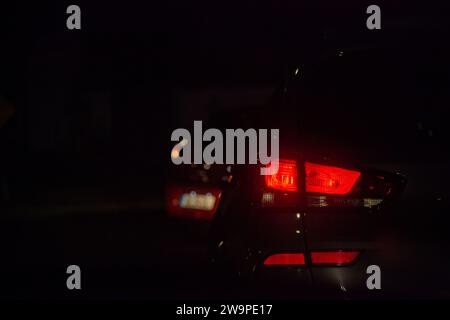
166,45 -> 450,298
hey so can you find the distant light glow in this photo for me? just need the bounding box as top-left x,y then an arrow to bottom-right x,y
171,148 -> 180,159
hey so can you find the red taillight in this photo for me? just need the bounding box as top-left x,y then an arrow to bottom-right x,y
263,253 -> 305,266
310,251 -> 359,265
305,162 -> 361,195
265,159 -> 298,192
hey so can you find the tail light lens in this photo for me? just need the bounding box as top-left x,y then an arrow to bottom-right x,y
263,251 -> 359,266
305,162 -> 360,195
310,251 -> 360,265
262,159 -> 400,208
263,253 -> 305,266
265,159 -> 298,192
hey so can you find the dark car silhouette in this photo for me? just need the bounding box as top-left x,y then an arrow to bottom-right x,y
166,45 -> 450,298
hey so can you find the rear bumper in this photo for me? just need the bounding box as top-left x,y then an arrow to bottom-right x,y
252,247 -> 378,292
211,209 -> 381,294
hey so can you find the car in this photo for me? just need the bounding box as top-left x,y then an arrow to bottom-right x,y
166,45 -> 450,298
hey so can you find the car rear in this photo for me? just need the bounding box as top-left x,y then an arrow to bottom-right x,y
209,45 -> 450,297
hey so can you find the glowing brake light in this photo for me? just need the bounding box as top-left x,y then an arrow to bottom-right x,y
305,162 -> 360,195
310,251 -> 359,265
263,251 -> 358,266
265,159 -> 298,192
263,253 -> 305,266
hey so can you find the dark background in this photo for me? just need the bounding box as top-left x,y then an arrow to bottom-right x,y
1,1 -> 447,205
1,1 -> 449,299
